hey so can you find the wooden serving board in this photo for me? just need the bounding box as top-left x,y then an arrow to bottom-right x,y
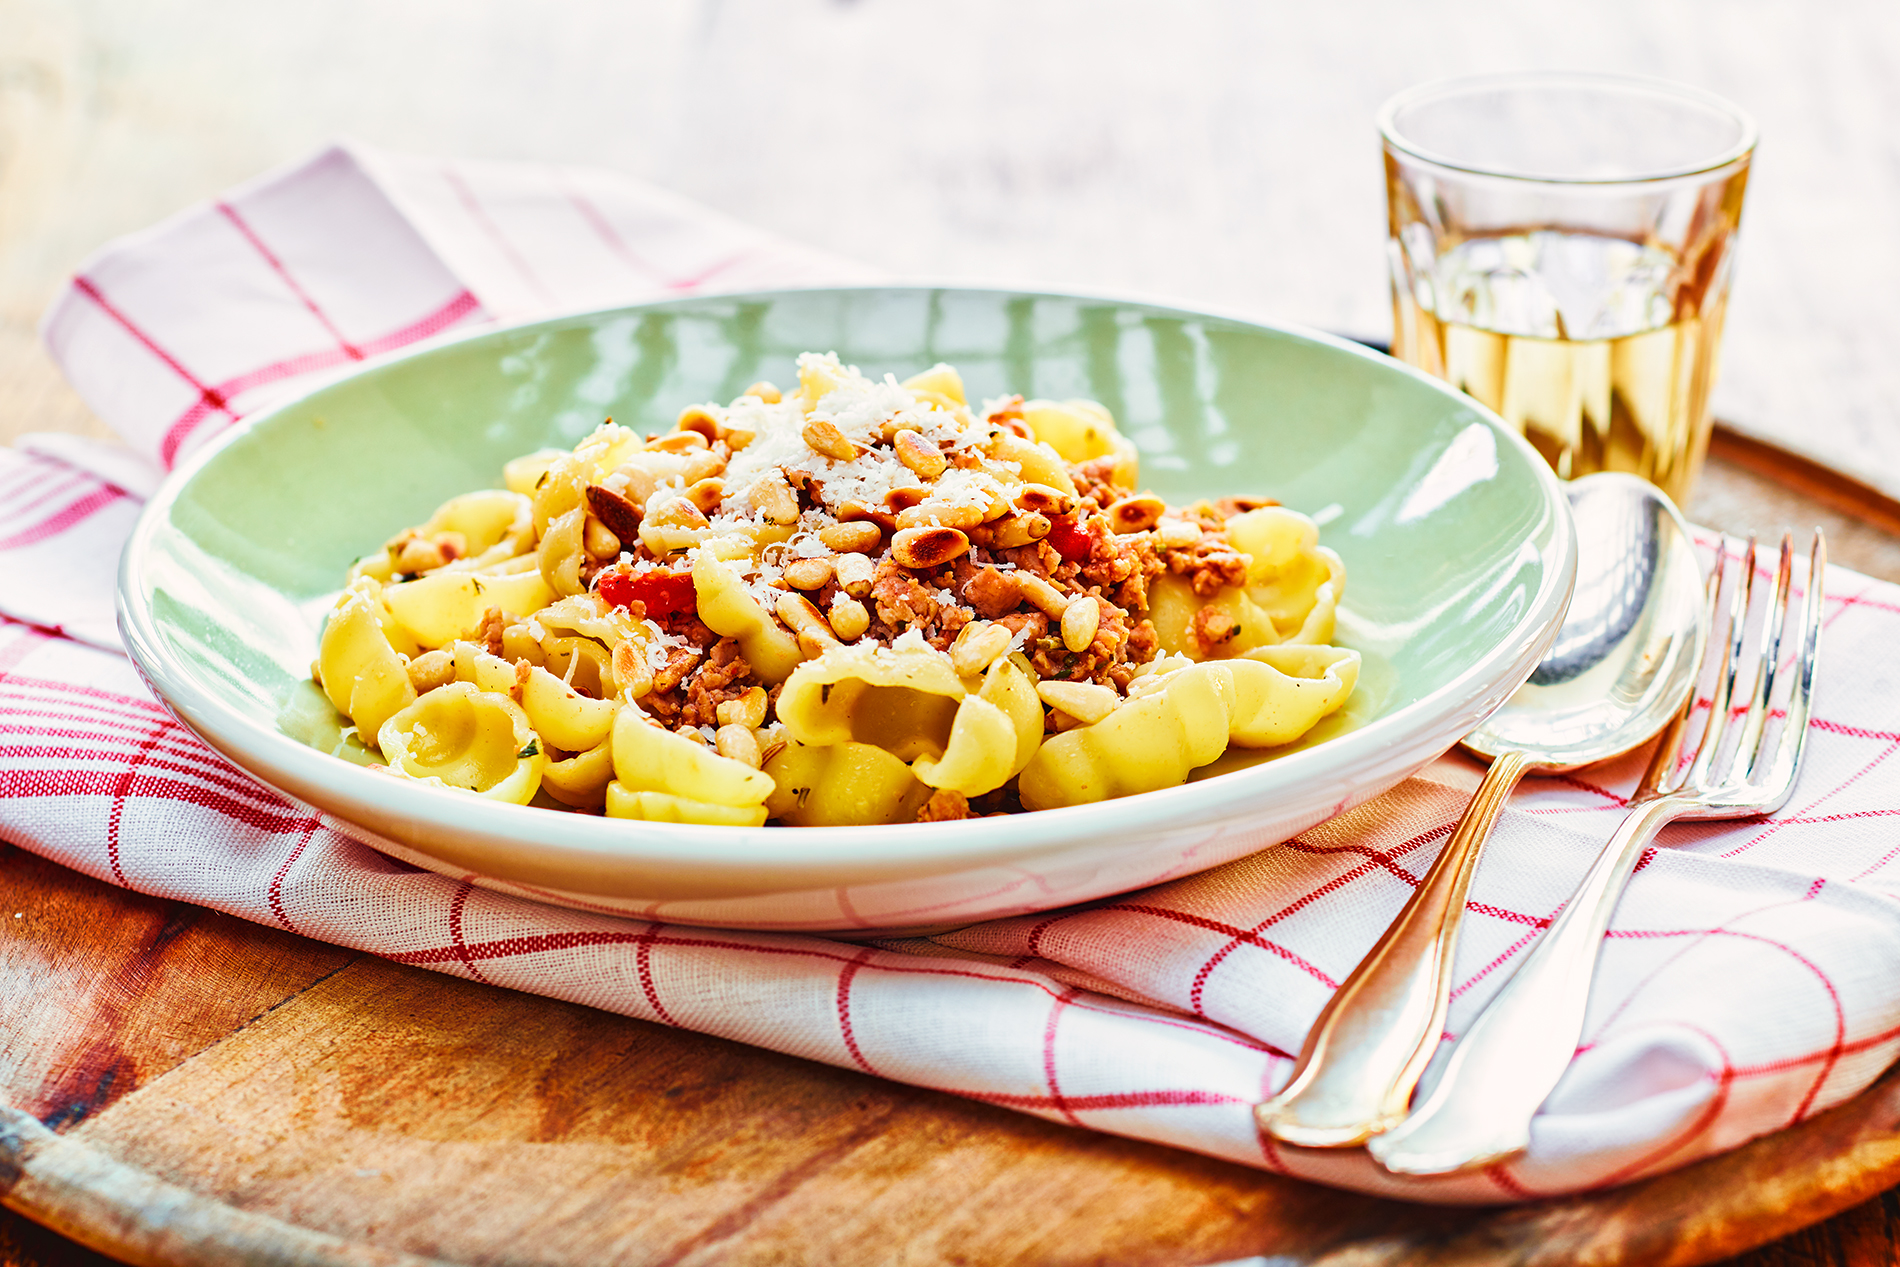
4,835 -> 1900,1267
6,446 -> 1900,1267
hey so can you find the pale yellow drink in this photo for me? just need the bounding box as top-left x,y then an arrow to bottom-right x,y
1380,75 -> 1755,504
1389,231 -> 1734,503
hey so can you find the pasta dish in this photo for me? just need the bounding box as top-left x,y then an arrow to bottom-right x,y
315,353 -> 1360,826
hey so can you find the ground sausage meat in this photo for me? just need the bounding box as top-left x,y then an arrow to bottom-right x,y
1071,456 -> 1132,511
915,789 -> 972,822
680,639 -> 756,729
1166,539 -> 1251,596
866,557 -> 973,650
960,565 -> 1023,618
1078,526 -> 1163,613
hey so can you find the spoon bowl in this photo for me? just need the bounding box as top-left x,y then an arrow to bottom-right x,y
1256,471 -> 1708,1148
1465,473 -> 1707,772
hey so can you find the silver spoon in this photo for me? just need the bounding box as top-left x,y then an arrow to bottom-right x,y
1255,471 -> 1708,1148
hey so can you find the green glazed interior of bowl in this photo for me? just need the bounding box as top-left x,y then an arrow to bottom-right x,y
141,287 -> 1561,789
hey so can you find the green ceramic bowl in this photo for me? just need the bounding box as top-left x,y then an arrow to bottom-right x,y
118,287 -> 1574,933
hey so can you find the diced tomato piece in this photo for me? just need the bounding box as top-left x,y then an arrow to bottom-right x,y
597,568 -> 697,617
595,570 -> 635,608
1045,515 -> 1094,563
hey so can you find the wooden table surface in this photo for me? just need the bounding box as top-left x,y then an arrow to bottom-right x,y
9,1 -> 1900,1262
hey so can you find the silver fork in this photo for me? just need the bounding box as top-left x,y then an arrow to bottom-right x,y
1367,530 -> 1826,1177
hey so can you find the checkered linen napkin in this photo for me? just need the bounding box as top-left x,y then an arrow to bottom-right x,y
8,142 -> 1900,1204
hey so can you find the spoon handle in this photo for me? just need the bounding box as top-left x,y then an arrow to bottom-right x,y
1366,796 -> 1690,1175
1255,749 -> 1533,1148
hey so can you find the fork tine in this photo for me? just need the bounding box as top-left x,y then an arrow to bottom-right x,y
1640,562 -> 1723,799
1686,536 -> 1757,789
1755,531 -> 1826,808
1733,534 -> 1794,783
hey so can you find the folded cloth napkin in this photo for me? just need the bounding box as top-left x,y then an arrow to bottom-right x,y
9,142 -> 1900,1205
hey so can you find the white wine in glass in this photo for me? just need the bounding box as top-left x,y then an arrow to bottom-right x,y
1381,74 -> 1754,504
1390,229 -> 1737,503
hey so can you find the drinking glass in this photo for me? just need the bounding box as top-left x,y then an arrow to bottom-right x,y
1381,73 -> 1756,503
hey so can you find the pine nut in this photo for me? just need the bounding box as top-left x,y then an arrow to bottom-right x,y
838,501 -> 897,532
715,724 -> 762,768
1037,680 -> 1121,725
1156,519 -> 1202,548
637,497 -> 710,555
782,556 -> 834,591
884,486 -> 928,512
582,517 -> 620,560
891,526 -> 970,570
682,450 -> 727,484
1015,483 -> 1077,516
406,648 -> 454,693
949,621 -> 1012,676
658,497 -> 709,528
990,511 -> 1051,549
827,596 -> 871,640
611,459 -> 663,506
1106,494 -> 1166,534
675,407 -> 720,443
742,380 -> 782,404
1061,595 -> 1101,652
896,500 -> 983,531
819,520 -> 883,553
715,685 -> 769,730
650,430 -> 708,453
776,592 -> 841,656
752,474 -> 799,525
893,429 -> 948,479
685,476 -> 725,513
803,417 -> 859,461
832,551 -> 876,597
1016,573 -> 1071,617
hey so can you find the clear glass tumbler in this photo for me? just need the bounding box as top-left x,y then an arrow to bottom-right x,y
1381,73 -> 1756,504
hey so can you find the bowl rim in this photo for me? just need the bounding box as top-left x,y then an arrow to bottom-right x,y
117,281 -> 1577,876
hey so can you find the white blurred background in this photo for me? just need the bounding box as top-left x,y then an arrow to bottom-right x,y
4,0 -> 1898,490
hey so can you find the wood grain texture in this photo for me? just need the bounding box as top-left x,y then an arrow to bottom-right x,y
1,1107 -> 446,1267
0,850 -> 358,1133
4,833 -> 1900,1267
1689,436 -> 1900,585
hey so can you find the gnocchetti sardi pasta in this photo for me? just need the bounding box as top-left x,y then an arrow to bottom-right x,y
316,353 -> 1360,825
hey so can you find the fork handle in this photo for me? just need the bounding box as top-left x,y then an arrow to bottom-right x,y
1367,794 -> 1695,1175
1254,749 -> 1533,1148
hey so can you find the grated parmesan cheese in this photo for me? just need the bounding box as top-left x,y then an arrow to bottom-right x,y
888,628 -> 934,658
